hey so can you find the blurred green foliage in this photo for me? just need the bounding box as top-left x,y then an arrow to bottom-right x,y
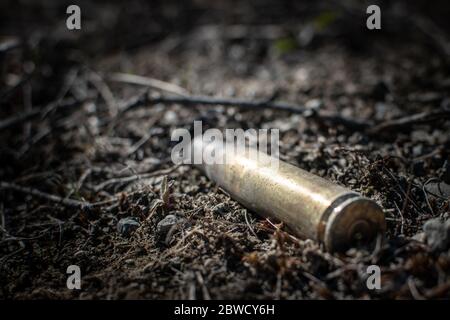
314,10 -> 339,30
274,37 -> 298,54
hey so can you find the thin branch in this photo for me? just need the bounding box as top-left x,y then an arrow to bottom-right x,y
0,38 -> 20,54
243,209 -> 260,240
109,72 -> 190,97
126,132 -> 152,156
0,96 -> 87,132
91,165 -> 180,192
125,116 -> 161,156
119,90 -> 312,115
0,181 -> 116,209
0,108 -> 41,131
89,71 -> 119,116
117,91 -> 369,131
316,113 -> 369,132
41,68 -> 79,118
369,109 -> 450,134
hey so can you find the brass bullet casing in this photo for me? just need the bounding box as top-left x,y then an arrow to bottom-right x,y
192,137 -> 386,252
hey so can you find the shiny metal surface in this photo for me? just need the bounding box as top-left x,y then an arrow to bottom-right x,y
192,137 -> 386,251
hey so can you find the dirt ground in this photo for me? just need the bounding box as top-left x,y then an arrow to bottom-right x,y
1,0 -> 450,299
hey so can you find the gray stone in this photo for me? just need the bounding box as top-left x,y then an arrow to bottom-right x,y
423,218 -> 450,252
411,232 -> 426,243
305,98 -> 323,110
425,182 -> 450,199
156,214 -> 179,237
117,217 -> 140,237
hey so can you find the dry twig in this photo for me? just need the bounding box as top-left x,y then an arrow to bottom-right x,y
369,109 -> 450,134
109,72 -> 190,97
0,181 -> 117,209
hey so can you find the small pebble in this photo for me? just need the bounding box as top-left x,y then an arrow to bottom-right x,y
125,259 -> 135,265
305,98 -> 322,110
156,214 -> 179,237
423,218 -> 450,252
117,217 -> 140,237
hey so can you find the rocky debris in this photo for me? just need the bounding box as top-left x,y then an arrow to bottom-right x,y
156,214 -> 180,238
424,182 -> 450,199
423,218 -> 450,252
117,217 -> 141,237
411,232 -> 426,243
304,98 -> 322,116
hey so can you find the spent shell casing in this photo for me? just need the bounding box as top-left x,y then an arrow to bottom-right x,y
191,137 -> 386,252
